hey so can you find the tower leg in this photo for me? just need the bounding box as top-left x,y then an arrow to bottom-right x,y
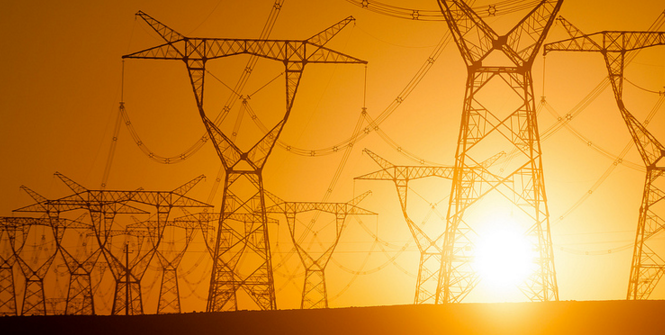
157,267 -> 181,314
65,272 -> 95,315
302,269 -> 327,309
0,266 -> 17,316
21,278 -> 47,316
628,170 -> 665,299
207,172 -> 276,311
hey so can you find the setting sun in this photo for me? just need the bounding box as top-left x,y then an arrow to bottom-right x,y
473,217 -> 536,289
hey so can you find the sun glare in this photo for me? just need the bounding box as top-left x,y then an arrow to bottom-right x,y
473,218 -> 536,289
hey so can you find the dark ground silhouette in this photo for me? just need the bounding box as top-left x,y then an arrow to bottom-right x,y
2,300 -> 663,334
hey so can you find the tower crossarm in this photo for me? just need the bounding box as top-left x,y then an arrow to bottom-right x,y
264,191 -> 375,217
54,172 -> 88,195
123,13 -> 366,65
13,194 -> 148,215
129,191 -> 212,208
544,31 -> 665,55
355,149 -> 456,181
306,16 -> 356,47
544,29 -> 665,167
437,0 -> 562,68
172,174 -> 206,196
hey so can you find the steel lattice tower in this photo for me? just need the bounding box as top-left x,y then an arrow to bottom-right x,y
544,20 -> 665,300
140,216 -> 199,314
264,191 -> 375,308
0,218 -> 29,316
49,216 -> 96,315
436,0 -> 561,303
356,149 -> 503,304
124,11 -> 366,311
15,220 -> 57,316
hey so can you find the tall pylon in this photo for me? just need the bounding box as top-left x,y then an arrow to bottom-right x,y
124,11 -> 366,311
264,191 -> 375,309
356,149 -> 503,304
436,0 -> 561,303
544,20 -> 665,300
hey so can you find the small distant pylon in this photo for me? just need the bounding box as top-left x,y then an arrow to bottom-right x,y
136,215 -> 200,314
265,191 -> 375,309
15,221 -> 57,316
0,217 -> 29,316
47,213 -> 102,316
437,0 -> 561,303
107,227 -> 152,315
544,19 -> 665,300
124,11 -> 366,312
356,149 -> 503,304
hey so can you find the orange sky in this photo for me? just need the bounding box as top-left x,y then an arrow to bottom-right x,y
1,0 -> 665,312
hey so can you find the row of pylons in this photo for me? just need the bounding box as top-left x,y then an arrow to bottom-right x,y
1,0 -> 664,315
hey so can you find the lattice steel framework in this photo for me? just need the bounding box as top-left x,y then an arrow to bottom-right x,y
13,219 -> 58,316
436,0 -> 561,303
139,216 -> 200,314
15,173 -> 210,314
124,11 -> 366,311
356,149 -> 503,304
544,20 -> 665,300
48,216 -> 95,315
15,177 -> 144,315
0,218 -> 29,316
265,191 -> 374,308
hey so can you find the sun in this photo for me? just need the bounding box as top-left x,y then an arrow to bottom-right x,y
472,217 -> 536,289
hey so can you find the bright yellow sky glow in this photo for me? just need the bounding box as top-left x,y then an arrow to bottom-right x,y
1,0 -> 665,313
473,218 -> 536,291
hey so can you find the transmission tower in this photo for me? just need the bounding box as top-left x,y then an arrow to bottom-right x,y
544,20 -> 665,300
0,217 -> 29,316
264,191 -> 375,309
356,149 -> 503,304
46,214 -> 96,315
14,219 -> 57,315
106,226 -> 156,315
136,215 -> 200,314
436,0 -> 561,303
123,11 -> 366,311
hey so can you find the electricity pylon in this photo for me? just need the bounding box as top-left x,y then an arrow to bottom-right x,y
124,11 -> 366,312
106,227 -> 154,315
14,219 -> 57,316
436,0 -> 561,303
134,215 -> 200,314
356,149 -> 503,304
264,191 -> 375,309
544,19 -> 665,300
0,217 -> 29,315
48,214 -> 96,315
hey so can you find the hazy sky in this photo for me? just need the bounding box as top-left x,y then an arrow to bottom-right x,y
1,0 -> 664,312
